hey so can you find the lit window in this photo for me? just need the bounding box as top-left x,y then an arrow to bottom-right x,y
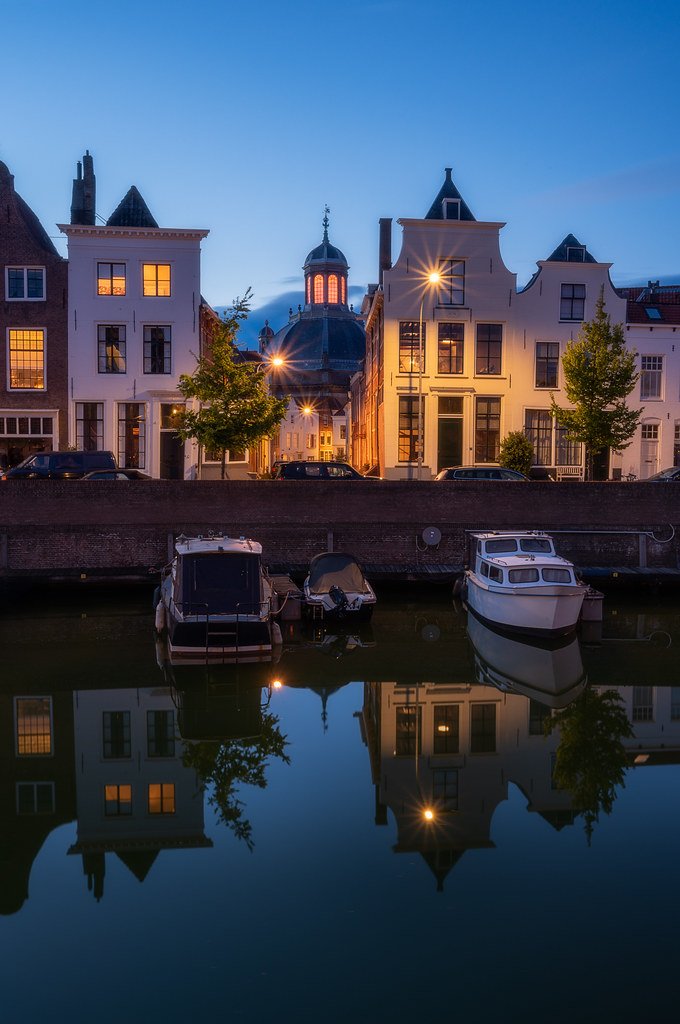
560,283 -> 585,321
328,275 -> 338,303
313,274 -> 324,303
341,277 -> 346,303
97,325 -> 126,373
148,783 -> 175,814
6,267 -> 45,300
15,697 -> 52,756
105,784 -> 132,816
8,329 -> 45,389
433,705 -> 459,754
306,277 -> 311,304
98,263 -> 126,296
143,264 -> 171,297
640,356 -> 663,399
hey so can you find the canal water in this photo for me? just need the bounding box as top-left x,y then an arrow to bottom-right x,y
1,585 -> 679,1023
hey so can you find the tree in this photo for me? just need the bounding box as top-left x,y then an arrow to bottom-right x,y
545,687 -> 634,844
499,430 -> 534,475
176,293 -> 288,479
551,289 -> 640,480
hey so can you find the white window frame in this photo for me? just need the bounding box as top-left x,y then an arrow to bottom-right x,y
5,266 -> 46,301
442,199 -> 461,220
640,355 -> 663,400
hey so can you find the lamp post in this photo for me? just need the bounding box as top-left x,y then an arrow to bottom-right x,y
417,272 -> 441,480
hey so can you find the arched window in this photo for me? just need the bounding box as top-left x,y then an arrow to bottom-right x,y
340,277 -> 346,304
314,274 -> 324,303
328,275 -> 338,304
306,277 -> 311,304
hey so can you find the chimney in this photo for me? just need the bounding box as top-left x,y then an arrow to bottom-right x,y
70,150 -> 96,225
379,217 -> 392,286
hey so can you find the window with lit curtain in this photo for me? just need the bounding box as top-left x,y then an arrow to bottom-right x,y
328,274 -> 338,303
8,329 -> 45,389
15,697 -> 52,755
143,263 -> 171,297
313,274 -> 324,303
306,277 -> 311,304
340,277 -> 346,304
148,783 -> 176,814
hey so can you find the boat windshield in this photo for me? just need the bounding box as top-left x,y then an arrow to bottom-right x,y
181,553 -> 261,614
485,539 -> 518,554
519,538 -> 553,553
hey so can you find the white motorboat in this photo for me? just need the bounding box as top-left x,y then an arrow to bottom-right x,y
467,611 -> 587,709
303,552 -> 377,620
155,534 -> 281,662
464,531 -> 587,637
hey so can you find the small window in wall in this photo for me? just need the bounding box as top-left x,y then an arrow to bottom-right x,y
105,784 -> 132,816
313,274 -> 324,303
143,326 -> 171,374
476,325 -> 502,374
560,284 -> 585,321
475,396 -> 501,462
148,783 -> 176,814
640,356 -> 663,400
328,274 -> 338,304
397,395 -> 422,462
16,782 -> 55,815
442,199 -> 460,220
98,325 -> 126,373
434,705 -> 459,754
470,703 -> 496,753
535,342 -> 559,388
632,686 -> 653,722
143,263 -> 171,297
98,263 -> 126,296
76,402 -> 104,451
399,321 -> 424,373
438,259 -> 465,305
641,423 -> 659,441
566,246 -> 585,262
103,711 -> 131,758
15,697 -> 53,756
395,705 -> 422,756
6,267 -> 45,300
432,768 -> 459,808
118,403 -> 145,469
147,710 -> 175,757
8,329 -> 45,390
438,323 -> 464,373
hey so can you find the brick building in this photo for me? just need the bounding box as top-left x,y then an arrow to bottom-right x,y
0,160 -> 68,470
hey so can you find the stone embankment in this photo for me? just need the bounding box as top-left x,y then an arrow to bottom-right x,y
0,479 -> 678,584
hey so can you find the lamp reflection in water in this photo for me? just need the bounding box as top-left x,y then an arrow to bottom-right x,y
417,271 -> 441,480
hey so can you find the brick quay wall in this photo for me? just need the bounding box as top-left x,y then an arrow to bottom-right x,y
0,480 -> 678,581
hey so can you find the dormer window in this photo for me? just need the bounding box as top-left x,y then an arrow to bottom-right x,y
566,246 -> 586,262
442,199 -> 461,221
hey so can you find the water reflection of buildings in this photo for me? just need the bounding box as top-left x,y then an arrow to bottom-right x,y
68,688 -> 210,901
360,681 -> 574,890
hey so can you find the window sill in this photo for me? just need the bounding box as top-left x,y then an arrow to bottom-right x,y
5,297 -> 46,302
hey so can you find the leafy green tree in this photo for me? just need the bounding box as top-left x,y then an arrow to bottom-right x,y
499,430 -> 534,475
545,687 -> 634,844
551,289 -> 640,479
182,711 -> 290,850
176,293 -> 288,479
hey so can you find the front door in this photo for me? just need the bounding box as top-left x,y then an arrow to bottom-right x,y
437,397 -> 464,471
160,432 -> 184,479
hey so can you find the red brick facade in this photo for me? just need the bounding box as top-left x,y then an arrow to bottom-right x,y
0,162 -> 68,469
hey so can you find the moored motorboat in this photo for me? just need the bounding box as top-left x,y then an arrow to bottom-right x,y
155,534 -> 281,662
464,531 -> 587,637
303,552 -> 376,620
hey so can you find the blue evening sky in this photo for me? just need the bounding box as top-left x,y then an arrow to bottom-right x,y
2,0 -> 679,342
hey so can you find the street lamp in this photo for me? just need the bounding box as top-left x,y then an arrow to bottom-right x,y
255,354 -> 285,376
417,271 -> 441,480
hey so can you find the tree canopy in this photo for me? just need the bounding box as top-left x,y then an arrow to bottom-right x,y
551,290 -> 640,479
175,293 -> 288,478
499,430 -> 534,475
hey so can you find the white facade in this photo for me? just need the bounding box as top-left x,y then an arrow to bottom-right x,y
359,173 -> 680,481
59,223 -> 208,478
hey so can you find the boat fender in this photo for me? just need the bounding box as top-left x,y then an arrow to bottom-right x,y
154,600 -> 166,635
271,621 -> 283,646
452,576 -> 464,598
152,586 -> 161,609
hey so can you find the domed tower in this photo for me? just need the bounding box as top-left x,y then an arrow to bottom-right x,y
258,320 -> 275,355
303,207 -> 349,309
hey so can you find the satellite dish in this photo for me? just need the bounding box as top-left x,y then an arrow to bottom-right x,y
422,526 -> 441,547
421,623 -> 441,642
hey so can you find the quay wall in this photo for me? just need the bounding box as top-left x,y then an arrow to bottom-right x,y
0,480 -> 678,580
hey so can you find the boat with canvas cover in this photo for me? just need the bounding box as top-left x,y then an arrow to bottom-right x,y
303,552 -> 376,620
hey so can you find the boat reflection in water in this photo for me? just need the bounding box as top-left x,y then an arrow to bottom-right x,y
466,609 -> 587,709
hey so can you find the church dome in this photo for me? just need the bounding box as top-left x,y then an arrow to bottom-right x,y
276,316 -> 365,370
304,238 -> 347,266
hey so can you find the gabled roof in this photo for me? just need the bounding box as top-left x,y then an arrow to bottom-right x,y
0,161 -> 60,257
545,233 -> 597,263
106,185 -> 159,228
617,282 -> 680,324
425,167 -> 475,221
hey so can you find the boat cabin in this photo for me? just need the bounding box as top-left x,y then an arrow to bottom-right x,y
171,536 -> 266,616
470,532 -> 577,588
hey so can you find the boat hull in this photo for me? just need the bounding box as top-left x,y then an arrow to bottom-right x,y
465,572 -> 585,637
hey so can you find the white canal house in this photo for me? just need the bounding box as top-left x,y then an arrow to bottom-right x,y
354,169 -> 680,481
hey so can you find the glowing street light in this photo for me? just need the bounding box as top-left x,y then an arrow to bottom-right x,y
417,271 -> 441,480
255,354 -> 285,375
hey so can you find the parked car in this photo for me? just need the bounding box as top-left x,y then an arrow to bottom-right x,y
646,467 -> 680,481
435,465 -> 529,481
2,450 -> 117,480
81,469 -> 152,481
273,461 -> 373,480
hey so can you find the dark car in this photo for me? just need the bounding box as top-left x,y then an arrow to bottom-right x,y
2,450 -> 117,480
435,465 -> 529,481
646,467 -> 680,481
81,469 -> 152,481
273,460 -> 372,480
